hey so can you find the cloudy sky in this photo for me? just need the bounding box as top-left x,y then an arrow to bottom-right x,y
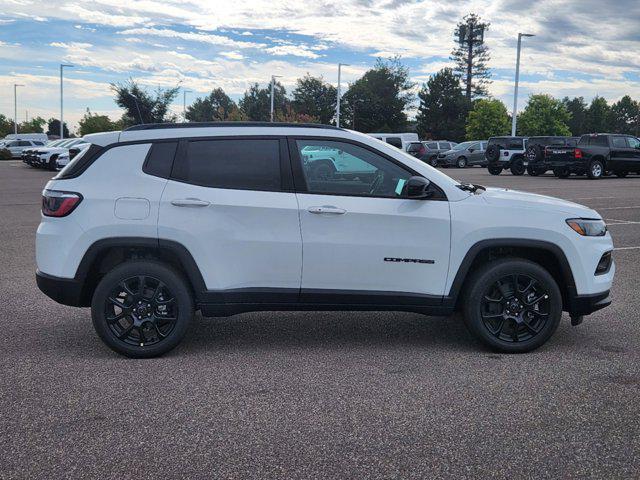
1,0 -> 639,131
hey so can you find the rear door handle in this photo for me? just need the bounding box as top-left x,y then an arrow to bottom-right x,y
308,205 -> 346,215
171,198 -> 211,207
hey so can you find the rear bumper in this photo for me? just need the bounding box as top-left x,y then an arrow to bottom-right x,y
566,289 -> 611,316
36,270 -> 85,307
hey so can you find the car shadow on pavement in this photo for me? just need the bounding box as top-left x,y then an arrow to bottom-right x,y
175,311 -> 480,354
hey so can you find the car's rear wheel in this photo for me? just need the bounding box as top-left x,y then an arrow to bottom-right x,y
456,156 -> 468,168
91,260 -> 194,358
429,156 -> 438,167
510,158 -> 525,176
487,164 -> 502,175
553,167 -> 570,178
463,259 -> 562,353
587,159 -> 604,179
526,164 -> 540,176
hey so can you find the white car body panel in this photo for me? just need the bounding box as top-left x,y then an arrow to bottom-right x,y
36,125 -> 614,307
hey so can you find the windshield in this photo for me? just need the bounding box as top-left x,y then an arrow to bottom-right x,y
453,141 -> 474,151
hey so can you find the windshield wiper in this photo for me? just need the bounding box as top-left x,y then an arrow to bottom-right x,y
456,182 -> 486,193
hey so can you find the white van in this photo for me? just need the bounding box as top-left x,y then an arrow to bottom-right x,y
367,132 -> 419,151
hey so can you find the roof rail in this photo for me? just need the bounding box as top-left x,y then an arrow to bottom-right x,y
124,121 -> 345,132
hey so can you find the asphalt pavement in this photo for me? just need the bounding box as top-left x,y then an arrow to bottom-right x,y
1,160 -> 639,479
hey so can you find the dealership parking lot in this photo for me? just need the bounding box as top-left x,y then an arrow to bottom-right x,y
1,161 -> 639,479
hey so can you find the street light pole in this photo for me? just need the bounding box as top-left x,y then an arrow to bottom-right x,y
270,75 -> 282,122
183,89 -> 191,122
336,63 -> 350,127
13,84 -> 24,135
60,64 -> 73,139
511,33 -> 534,137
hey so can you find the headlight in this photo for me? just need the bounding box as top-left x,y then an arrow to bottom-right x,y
566,218 -> 607,236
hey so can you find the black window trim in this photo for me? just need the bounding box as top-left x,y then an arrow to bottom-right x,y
169,135 -> 294,193
287,135 -> 447,201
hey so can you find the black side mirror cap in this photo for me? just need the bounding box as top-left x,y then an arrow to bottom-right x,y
405,176 -> 432,199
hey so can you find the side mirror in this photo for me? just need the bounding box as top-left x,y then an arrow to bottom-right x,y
468,148 -> 475,153
405,176 -> 432,199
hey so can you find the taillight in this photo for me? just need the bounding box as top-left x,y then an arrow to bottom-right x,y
42,190 -> 83,217
574,148 -> 583,159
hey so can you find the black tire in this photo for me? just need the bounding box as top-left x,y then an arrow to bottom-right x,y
587,159 -> 604,179
485,144 -> 500,162
429,156 -> 438,167
463,258 -> 562,353
310,160 -> 335,180
526,164 -> 540,176
526,145 -> 543,163
488,164 -> 502,175
553,167 -> 570,178
510,157 -> 525,176
91,260 -> 194,358
615,170 -> 628,178
456,156 -> 468,168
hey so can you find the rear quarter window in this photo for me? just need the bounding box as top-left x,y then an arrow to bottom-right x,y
143,142 -> 178,178
385,137 -> 402,148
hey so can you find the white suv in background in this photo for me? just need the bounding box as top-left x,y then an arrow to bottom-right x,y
36,123 -> 614,358
1,139 -> 46,158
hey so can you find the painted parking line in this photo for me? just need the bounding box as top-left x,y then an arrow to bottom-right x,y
614,246 -> 640,251
597,205 -> 640,210
605,218 -> 640,225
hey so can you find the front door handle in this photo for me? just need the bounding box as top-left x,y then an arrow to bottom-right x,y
308,205 -> 346,215
171,198 -> 211,207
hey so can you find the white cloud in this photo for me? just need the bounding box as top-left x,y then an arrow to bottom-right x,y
117,27 -> 265,50
265,45 -> 321,59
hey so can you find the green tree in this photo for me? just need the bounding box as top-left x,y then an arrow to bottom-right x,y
111,79 -> 179,126
291,74 -> 336,124
18,116 -> 47,133
186,88 -> 237,122
562,97 -> 587,136
517,94 -> 571,136
0,115 -> 13,138
451,13 -> 491,100
46,118 -> 69,138
610,95 -> 639,136
465,98 -> 510,140
416,68 -> 469,141
341,57 -> 415,132
584,96 -> 612,134
78,109 -> 122,136
239,81 -> 288,121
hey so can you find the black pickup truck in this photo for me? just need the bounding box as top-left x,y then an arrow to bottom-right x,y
541,133 -> 640,179
525,136 -> 578,176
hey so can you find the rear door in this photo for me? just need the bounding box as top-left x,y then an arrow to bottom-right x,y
627,137 -> 640,172
158,137 -> 302,300
609,136 -> 628,170
290,137 -> 451,303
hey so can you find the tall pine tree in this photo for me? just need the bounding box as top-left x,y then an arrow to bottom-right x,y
451,13 -> 491,100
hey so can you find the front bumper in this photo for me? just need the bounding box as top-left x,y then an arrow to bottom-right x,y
36,270 -> 85,307
566,289 -> 611,316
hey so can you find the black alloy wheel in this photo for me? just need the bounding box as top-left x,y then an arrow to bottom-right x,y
480,274 -> 551,343
463,258 -> 562,353
104,275 -> 178,347
510,158 -> 525,176
488,164 -> 502,175
91,260 -> 193,358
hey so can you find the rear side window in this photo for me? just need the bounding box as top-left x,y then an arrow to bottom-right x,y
386,137 -> 402,148
507,139 -> 523,149
144,142 -> 177,178
611,136 -> 628,148
425,142 -> 438,149
174,139 -> 281,191
439,142 -> 451,150
406,143 -> 422,152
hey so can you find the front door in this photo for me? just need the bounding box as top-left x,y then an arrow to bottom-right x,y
290,138 -> 451,303
158,137 -> 302,300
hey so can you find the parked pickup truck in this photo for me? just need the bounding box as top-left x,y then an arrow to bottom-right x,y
525,136 -> 578,176
544,133 -> 640,179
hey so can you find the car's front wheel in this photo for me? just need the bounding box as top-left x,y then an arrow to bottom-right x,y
456,156 -> 468,168
91,260 -> 194,358
488,164 -> 502,175
429,156 -> 438,167
463,258 -> 562,353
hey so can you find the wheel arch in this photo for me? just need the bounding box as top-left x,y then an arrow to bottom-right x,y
75,237 -> 206,307
446,239 -> 576,311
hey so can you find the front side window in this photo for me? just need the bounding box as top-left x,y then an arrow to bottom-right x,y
628,137 -> 640,149
406,143 -> 422,153
173,139 -> 281,191
611,136 -> 628,148
386,137 -> 402,148
296,139 -> 412,198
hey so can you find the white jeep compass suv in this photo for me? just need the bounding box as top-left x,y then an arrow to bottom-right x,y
36,123 -> 614,358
